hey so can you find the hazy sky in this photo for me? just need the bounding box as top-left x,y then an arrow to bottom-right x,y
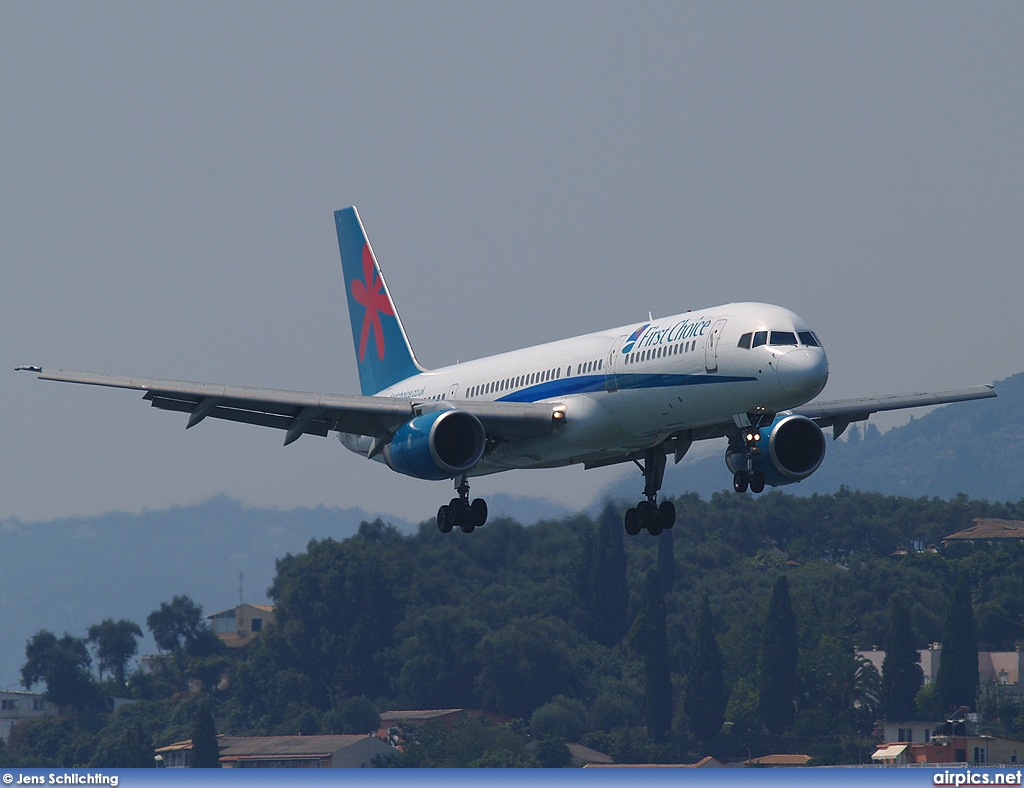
3,3 -> 1022,524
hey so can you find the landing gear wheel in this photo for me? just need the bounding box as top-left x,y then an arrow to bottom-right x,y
733,471 -> 749,493
470,498 -> 488,528
437,476 -> 488,534
624,507 -> 641,536
449,498 -> 467,521
658,500 -> 676,529
749,470 -> 765,494
437,505 -> 453,533
636,500 -> 656,531
627,446 -> 673,536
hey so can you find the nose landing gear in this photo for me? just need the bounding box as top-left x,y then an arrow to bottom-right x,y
731,410 -> 771,495
624,446 -> 676,536
436,475 -> 488,533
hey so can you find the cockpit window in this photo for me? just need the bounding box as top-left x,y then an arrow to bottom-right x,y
752,331 -> 768,348
770,331 -> 798,346
798,331 -> 819,347
738,333 -> 752,349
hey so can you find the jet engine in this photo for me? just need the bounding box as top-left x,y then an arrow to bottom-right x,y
726,413 -> 826,488
383,409 -> 487,481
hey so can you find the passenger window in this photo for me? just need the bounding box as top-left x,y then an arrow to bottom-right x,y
770,331 -> 797,346
598,359 -> 603,370
752,331 -> 768,348
738,333 -> 752,349
798,331 -> 819,347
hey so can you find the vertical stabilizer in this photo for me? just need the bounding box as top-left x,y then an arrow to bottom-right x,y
335,207 -> 425,395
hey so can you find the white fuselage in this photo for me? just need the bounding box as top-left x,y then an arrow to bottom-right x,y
339,302 -> 829,474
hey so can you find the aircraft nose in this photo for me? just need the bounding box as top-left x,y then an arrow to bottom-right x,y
776,348 -> 829,400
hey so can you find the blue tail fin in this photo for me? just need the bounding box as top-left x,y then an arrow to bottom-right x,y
335,207 -> 425,395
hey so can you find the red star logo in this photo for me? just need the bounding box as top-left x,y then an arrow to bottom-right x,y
350,244 -> 394,362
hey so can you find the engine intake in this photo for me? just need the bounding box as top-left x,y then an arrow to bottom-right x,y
383,409 -> 486,481
726,413 -> 826,488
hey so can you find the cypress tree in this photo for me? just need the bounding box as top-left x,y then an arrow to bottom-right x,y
880,597 -> 923,721
758,575 -> 798,735
628,569 -> 673,740
684,593 -> 726,742
657,527 -> 675,594
191,698 -> 220,768
589,504 -> 629,647
935,577 -> 979,713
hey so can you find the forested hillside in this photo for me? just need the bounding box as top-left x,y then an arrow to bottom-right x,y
5,490 -> 1024,767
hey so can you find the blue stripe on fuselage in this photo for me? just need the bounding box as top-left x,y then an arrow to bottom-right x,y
495,373 -> 757,403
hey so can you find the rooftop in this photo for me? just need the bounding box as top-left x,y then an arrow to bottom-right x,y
943,518 -> 1024,544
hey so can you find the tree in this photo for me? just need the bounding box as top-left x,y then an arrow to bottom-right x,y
627,569 -> 673,740
21,631 -> 99,712
588,504 -> 629,647
657,527 -> 675,594
684,594 -> 726,742
475,616 -> 584,718
268,536 -> 403,706
758,575 -> 798,735
87,619 -> 143,690
191,698 -> 220,768
880,598 -> 923,720
815,640 -> 880,721
146,596 -> 221,658
935,576 -> 979,712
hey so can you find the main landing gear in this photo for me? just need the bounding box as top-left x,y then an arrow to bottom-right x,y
436,475 -> 488,534
624,446 -> 676,537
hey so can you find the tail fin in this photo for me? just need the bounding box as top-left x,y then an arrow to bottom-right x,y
335,207 -> 425,395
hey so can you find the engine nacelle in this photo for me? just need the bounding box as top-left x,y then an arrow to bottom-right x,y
383,409 -> 487,481
726,413 -> 826,488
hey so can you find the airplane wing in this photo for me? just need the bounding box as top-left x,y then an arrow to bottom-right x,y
15,367 -> 563,446
583,384 -> 997,469
792,384 -> 997,439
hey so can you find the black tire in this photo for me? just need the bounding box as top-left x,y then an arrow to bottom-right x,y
637,500 -> 656,530
750,471 -> 766,494
437,505 -> 453,533
733,471 -> 749,493
470,498 -> 488,527
449,498 -> 467,525
658,500 -> 676,529
624,508 -> 641,536
460,520 -> 476,534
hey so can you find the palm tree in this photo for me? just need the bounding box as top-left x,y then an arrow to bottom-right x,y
820,650 -> 880,719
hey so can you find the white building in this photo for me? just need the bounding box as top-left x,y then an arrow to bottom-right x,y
0,690 -> 55,742
857,646 -> 1024,695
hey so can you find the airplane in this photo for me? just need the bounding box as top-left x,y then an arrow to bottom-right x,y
17,207 -> 996,536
